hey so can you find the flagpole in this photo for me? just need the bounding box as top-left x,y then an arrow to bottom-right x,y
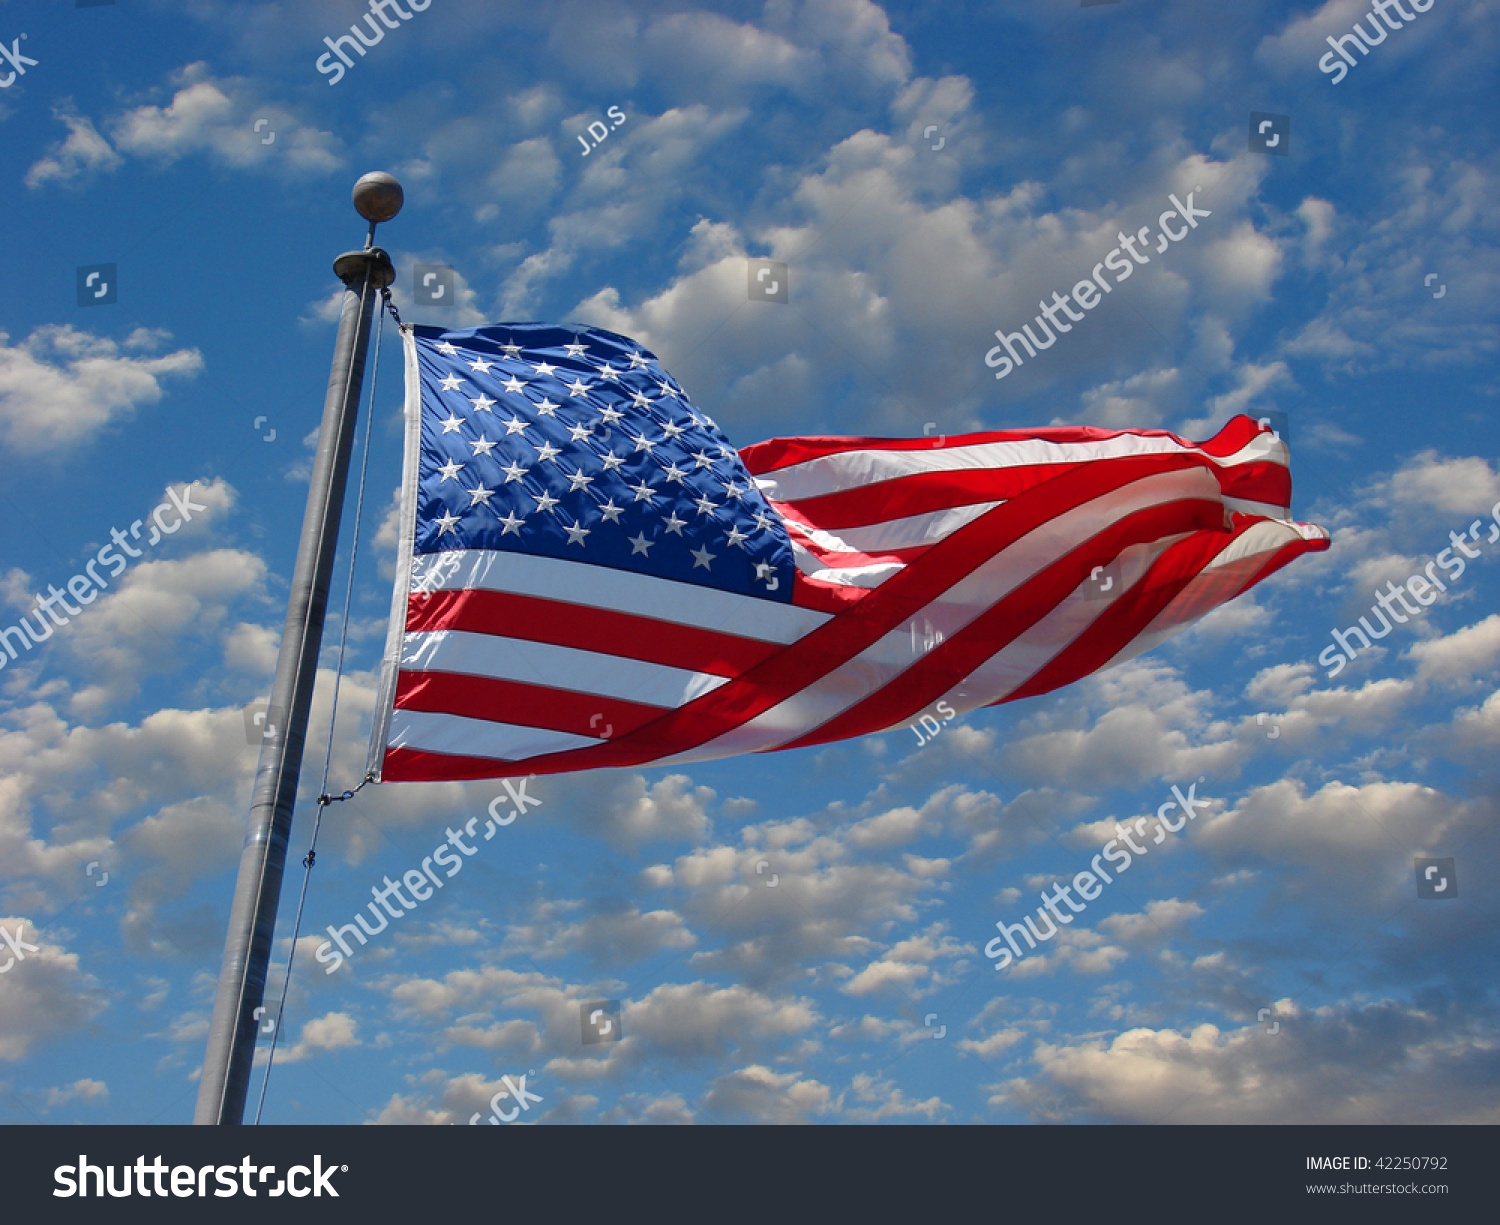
194,173 -> 402,1125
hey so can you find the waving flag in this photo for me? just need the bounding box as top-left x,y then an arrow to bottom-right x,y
368,323 -> 1328,782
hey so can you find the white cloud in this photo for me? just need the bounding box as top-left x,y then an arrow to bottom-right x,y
0,327 -> 202,453
0,919 -> 102,1060
700,1064 -> 835,1123
1405,614 -> 1500,682
43,1077 -> 108,1109
1004,999 -> 1500,1123
23,109 -> 122,189
264,1011 -> 359,1064
106,63 -> 341,175
1099,898 -> 1205,943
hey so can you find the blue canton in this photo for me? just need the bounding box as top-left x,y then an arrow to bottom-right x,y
411,323 -> 794,602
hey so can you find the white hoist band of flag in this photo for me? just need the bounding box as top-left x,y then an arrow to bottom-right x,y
368,322 -> 1329,783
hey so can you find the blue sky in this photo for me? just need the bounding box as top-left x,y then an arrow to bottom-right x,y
1,0 -> 1498,1125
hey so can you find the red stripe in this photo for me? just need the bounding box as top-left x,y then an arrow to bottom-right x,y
383,522 -> 1331,782
405,588 -> 774,677
394,670 -> 664,739
742,414 -> 1272,475
384,744 -> 550,782
382,452 -> 1225,780
774,500 -> 1226,751
1217,460 -> 1290,506
1003,528 -> 1253,705
773,470 -> 1018,531
1005,527 -> 1328,703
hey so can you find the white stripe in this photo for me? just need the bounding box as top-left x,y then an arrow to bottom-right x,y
410,548 -> 830,642
369,326 -> 429,780
388,708 -> 597,763
1224,496 -> 1288,520
401,629 -> 728,707
655,467 -> 1222,762
755,430 -> 1285,503
782,500 -> 1001,555
791,546 -> 903,588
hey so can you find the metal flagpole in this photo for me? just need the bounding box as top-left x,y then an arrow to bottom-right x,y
195,172 -> 402,1125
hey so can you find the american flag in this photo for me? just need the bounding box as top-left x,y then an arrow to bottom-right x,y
368,322 -> 1329,783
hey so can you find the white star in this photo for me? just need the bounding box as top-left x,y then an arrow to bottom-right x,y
754,511 -> 776,532
598,499 -> 624,524
630,391 -> 651,409
466,485 -> 495,507
535,441 -> 562,464
597,405 -> 624,425
661,463 -> 687,483
597,363 -> 619,381
440,374 -> 463,392
437,459 -> 464,482
502,416 -> 530,435
469,357 -> 494,373
722,481 -> 745,500
567,378 -> 590,398
500,343 -> 522,357
657,380 -> 675,397
628,532 -> 653,556
565,468 -> 594,492
693,495 -> 717,516
629,480 -> 656,503
754,560 -> 776,584
531,360 -> 557,377
436,511 -> 461,534
660,421 -> 686,439
500,460 -> 528,483
502,376 -> 526,395
440,414 -> 464,433
534,397 -> 560,417
469,394 -> 496,413
725,525 -> 749,549
436,342 -> 459,355
662,512 -> 687,536
563,519 -> 590,547
691,546 -> 715,570
497,510 -> 525,535
567,422 -> 594,442
718,445 -> 734,458
631,434 -> 657,453
601,452 -> 626,472
628,352 -> 648,369
564,342 -> 587,358
469,437 -> 498,457
692,450 -> 714,469
532,490 -> 560,514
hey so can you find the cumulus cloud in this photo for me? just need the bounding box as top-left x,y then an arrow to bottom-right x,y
0,919 -> 102,1060
26,63 -> 342,187
999,998 -> 1500,1123
43,1077 -> 108,1109
23,109 -> 122,189
264,1011 -> 360,1064
0,327 -> 202,453
700,1064 -> 835,1123
998,660 -> 1247,787
504,897 -> 696,966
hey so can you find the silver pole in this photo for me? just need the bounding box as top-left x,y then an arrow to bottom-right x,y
195,173 -> 402,1125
